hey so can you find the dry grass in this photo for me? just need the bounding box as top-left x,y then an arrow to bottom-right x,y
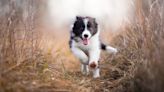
0,0 -> 164,92
99,0 -> 164,91
0,0 -> 56,92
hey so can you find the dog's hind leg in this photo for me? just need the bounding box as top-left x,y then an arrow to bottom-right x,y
101,43 -> 118,54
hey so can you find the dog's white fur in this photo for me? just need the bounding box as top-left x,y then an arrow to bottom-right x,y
71,30 -> 101,78
70,18 -> 118,78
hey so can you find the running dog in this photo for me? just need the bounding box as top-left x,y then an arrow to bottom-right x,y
69,16 -> 118,78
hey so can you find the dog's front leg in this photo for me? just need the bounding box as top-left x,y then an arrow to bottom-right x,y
81,64 -> 89,75
71,47 -> 88,64
71,47 -> 89,75
88,48 -> 101,78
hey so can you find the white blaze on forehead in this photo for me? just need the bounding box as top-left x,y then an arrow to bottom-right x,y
84,18 -> 89,29
82,18 -> 91,39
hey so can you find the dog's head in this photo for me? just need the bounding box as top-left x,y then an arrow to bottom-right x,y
72,16 -> 98,45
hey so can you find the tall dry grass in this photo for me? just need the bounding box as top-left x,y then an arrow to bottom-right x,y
132,0 -> 164,91
103,0 -> 164,92
0,1 -> 54,92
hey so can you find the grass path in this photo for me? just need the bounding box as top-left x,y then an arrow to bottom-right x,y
49,50 -> 133,92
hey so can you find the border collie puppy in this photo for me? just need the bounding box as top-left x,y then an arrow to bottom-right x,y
69,16 -> 117,78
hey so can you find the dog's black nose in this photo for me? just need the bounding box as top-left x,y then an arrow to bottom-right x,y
84,34 -> 88,38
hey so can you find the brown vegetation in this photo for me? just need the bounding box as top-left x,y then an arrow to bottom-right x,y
0,0 -> 164,92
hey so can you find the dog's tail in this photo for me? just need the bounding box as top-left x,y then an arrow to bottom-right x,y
101,43 -> 118,54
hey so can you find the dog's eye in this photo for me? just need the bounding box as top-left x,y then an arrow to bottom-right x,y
87,23 -> 91,28
79,26 -> 84,30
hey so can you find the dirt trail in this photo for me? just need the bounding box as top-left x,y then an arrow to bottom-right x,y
0,29 -> 133,92
39,30 -> 133,92
49,45 -> 133,92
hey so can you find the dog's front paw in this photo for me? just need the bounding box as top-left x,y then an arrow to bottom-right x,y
81,65 -> 89,75
93,68 -> 100,78
81,70 -> 89,75
89,62 -> 97,69
93,73 -> 100,78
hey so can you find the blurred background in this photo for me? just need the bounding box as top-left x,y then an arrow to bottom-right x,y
0,0 -> 164,92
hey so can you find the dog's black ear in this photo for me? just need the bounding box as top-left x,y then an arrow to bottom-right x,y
93,18 -> 98,28
93,18 -> 97,23
76,16 -> 82,20
93,17 -> 96,21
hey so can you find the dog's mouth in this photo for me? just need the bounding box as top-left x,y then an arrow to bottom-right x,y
82,38 -> 89,45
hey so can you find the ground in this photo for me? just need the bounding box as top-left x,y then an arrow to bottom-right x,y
41,36 -> 134,92
50,52 -> 133,92
0,31 -> 134,92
